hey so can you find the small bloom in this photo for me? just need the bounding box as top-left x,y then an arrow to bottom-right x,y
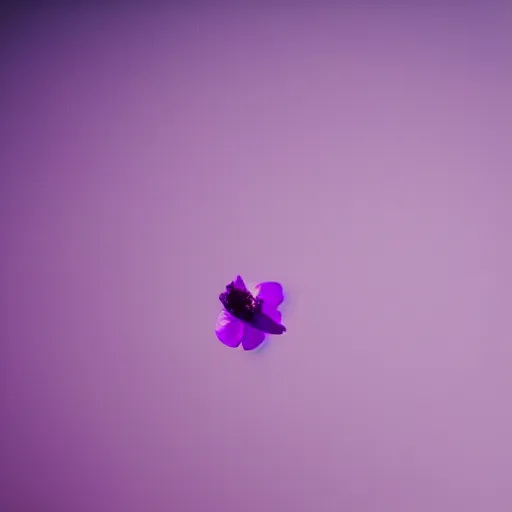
216,275 -> 286,351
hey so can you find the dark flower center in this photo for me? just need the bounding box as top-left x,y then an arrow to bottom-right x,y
219,284 -> 261,322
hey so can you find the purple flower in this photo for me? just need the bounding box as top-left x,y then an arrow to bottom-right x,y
216,275 -> 286,351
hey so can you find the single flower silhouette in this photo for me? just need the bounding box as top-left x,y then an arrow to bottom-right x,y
216,275 -> 286,350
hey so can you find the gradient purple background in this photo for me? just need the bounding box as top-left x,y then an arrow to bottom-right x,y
1,4 -> 512,511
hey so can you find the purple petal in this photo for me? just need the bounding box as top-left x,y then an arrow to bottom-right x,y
253,282 -> 284,307
215,310 -> 244,347
232,275 -> 247,291
265,308 -> 282,325
241,324 -> 266,351
250,312 -> 286,335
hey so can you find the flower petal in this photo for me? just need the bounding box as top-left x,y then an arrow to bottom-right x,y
250,311 -> 286,335
265,308 -> 282,325
253,282 -> 284,307
241,324 -> 266,351
215,310 -> 244,347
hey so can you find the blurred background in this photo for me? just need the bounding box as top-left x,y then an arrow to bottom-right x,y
1,3 -> 511,511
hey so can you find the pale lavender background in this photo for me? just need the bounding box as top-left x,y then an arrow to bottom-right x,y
1,4 -> 512,511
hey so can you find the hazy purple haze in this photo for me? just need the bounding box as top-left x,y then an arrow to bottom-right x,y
1,4 -> 512,511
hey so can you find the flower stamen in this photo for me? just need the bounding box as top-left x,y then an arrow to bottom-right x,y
219,284 -> 262,322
